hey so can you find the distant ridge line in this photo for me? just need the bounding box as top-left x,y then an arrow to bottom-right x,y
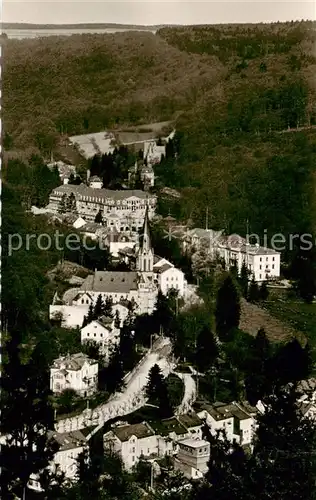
2,22 -> 179,30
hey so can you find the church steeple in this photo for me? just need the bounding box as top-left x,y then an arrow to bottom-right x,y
136,204 -> 153,273
141,205 -> 152,252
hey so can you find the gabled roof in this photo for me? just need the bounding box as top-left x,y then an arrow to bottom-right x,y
112,422 -> 155,442
51,352 -> 98,371
177,413 -> 202,429
154,263 -> 174,274
48,430 -> 87,451
150,417 -> 187,436
81,271 -> 138,294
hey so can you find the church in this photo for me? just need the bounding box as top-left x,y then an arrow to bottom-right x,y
71,206 -> 187,316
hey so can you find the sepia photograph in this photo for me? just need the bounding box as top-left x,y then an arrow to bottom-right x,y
1,1 -> 316,498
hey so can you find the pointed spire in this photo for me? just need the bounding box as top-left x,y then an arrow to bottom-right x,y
141,203 -> 152,252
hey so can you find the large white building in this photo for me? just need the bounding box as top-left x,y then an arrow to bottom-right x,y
48,182 -> 156,230
195,401 -> 257,447
50,353 -> 99,397
103,412 -> 204,471
104,422 -> 157,470
217,235 -> 281,282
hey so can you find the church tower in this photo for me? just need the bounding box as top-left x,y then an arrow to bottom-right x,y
136,205 -> 154,274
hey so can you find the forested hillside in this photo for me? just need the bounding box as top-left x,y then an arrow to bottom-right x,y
3,21 -> 316,249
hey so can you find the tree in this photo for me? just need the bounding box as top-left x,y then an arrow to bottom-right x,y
248,277 -> 260,303
153,290 -> 174,334
94,294 -> 104,319
114,310 -> 121,330
244,328 -> 272,405
87,303 -> 94,323
66,192 -> 77,213
105,346 -> 125,393
195,325 -> 219,373
95,210 -> 103,224
215,275 -> 240,341
0,337 -> 58,498
239,261 -> 249,298
103,296 -> 114,318
57,388 -> 78,415
58,193 -> 67,214
247,382 -> 316,500
146,364 -> 166,403
259,281 -> 269,301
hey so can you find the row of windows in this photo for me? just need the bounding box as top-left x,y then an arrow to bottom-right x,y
259,264 -> 275,270
259,256 -> 275,262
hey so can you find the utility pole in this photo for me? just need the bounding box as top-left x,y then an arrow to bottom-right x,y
205,207 -> 209,231
150,462 -> 154,491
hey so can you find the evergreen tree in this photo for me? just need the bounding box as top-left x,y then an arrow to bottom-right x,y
105,346 -> 125,393
248,382 -> 316,500
248,277 -> 260,303
0,336 -> 57,498
146,364 -> 166,403
58,193 -> 67,213
94,294 -> 104,319
87,303 -> 94,323
119,323 -> 137,372
270,339 -> 312,387
215,275 -> 240,341
244,328 -> 272,405
66,192 -> 77,213
239,261 -> 249,298
259,281 -> 269,301
103,296 -> 114,318
195,325 -> 219,373
95,210 -> 103,224
114,310 -> 121,330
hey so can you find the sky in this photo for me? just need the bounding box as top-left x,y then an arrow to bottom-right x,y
2,0 -> 315,26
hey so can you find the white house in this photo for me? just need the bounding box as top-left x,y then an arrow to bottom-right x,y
153,258 -> 187,297
28,429 -> 91,491
50,353 -> 99,397
217,234 -> 280,282
174,439 -> 210,480
104,422 -> 158,470
49,430 -> 88,479
195,401 -> 257,446
81,316 -> 120,363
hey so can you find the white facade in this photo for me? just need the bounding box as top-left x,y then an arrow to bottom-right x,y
155,264 -> 187,297
50,353 -> 98,397
174,439 -> 210,480
104,423 -> 158,470
217,237 -> 280,282
196,402 -> 256,446
81,319 -> 120,363
48,184 -> 156,229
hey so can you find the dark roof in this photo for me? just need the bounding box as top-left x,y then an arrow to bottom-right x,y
150,417 -> 187,436
154,263 -> 173,273
48,430 -> 87,451
81,271 -> 138,294
113,422 -> 155,442
177,413 -> 202,429
52,184 -> 156,202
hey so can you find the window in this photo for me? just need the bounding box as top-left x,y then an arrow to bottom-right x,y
87,333 -> 90,337
266,257 -> 268,261
100,333 -> 103,338
259,265 -> 262,270
259,274 -> 262,279
260,257 -> 262,262
132,456 -> 135,462
132,447 -> 135,453
272,256 -> 275,261
266,265 -> 268,269
81,299 -> 84,304
272,264 -> 275,269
